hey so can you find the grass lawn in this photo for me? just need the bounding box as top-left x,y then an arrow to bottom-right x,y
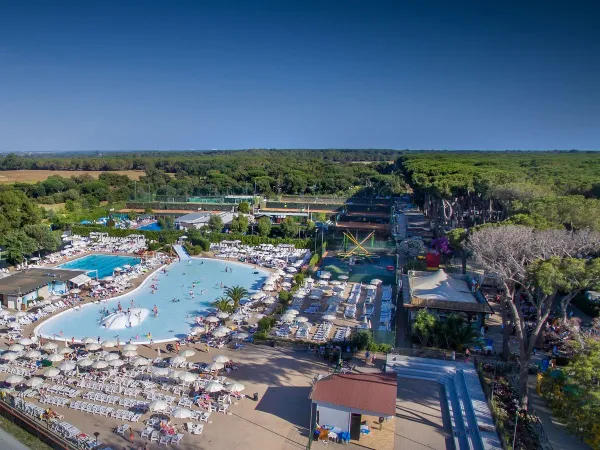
0,414 -> 53,450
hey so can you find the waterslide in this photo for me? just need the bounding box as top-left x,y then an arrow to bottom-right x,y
172,244 -> 191,260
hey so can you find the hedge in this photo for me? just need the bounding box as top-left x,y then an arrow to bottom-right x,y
70,225 -> 312,249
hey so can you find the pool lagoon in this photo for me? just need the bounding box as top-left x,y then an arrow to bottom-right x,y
36,258 -> 269,343
58,254 -> 142,278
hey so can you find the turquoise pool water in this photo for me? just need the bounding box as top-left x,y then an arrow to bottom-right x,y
36,258 -> 269,343
138,222 -> 161,231
59,254 -> 142,278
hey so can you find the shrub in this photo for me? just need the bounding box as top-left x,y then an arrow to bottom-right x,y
257,316 -> 276,332
278,290 -> 292,306
351,330 -> 373,351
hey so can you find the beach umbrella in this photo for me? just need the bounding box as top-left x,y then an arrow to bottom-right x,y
59,361 -> 76,372
216,311 -> 230,319
170,356 -> 186,366
47,353 -> 64,362
86,343 -> 101,351
330,280 -> 341,286
251,292 -> 265,300
104,353 -> 120,361
180,349 -> 195,358
370,278 -> 383,285
82,337 -> 96,345
286,267 -> 297,273
226,382 -> 245,393
204,381 -> 224,392
322,315 -> 336,322
305,277 -> 315,283
205,316 -> 220,323
24,350 -> 41,360
168,370 -> 182,379
43,367 -> 60,378
15,312 -> 28,318
262,297 -> 275,305
8,344 -> 24,352
234,332 -> 249,340
172,408 -> 193,419
296,316 -> 309,323
109,359 -> 125,367
103,276 -> 114,282
286,309 -> 299,316
205,361 -> 225,372
212,330 -> 228,338
90,281 -> 100,286
25,377 -> 44,387
18,338 -> 34,346
190,326 -> 204,335
101,340 -> 117,348
0,310 -> 11,317
77,359 -> 93,367
122,344 -> 137,352
178,372 -> 197,383
5,375 -> 24,384
123,350 -> 137,358
212,355 -> 230,364
41,342 -> 58,352
254,313 -> 265,320
131,357 -> 148,366
70,288 -> 81,294
2,352 -> 19,361
59,347 -> 73,355
148,400 -> 168,412
150,367 -> 170,377
365,284 -> 377,290
281,282 -> 292,288
91,360 -> 109,369
229,313 -> 244,321
262,285 -> 276,292
214,326 -> 231,334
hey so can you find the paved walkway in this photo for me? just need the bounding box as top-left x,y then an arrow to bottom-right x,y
0,427 -> 31,450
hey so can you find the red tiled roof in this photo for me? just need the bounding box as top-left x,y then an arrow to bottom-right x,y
310,372 -> 397,417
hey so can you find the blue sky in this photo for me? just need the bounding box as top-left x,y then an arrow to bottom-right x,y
0,1 -> 599,151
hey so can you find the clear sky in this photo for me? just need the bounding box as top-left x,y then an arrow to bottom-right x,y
0,1 -> 599,151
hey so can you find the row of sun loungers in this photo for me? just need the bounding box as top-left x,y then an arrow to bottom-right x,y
313,323 -> 333,342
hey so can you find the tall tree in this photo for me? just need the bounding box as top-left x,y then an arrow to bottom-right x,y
207,215 -> 223,233
256,217 -> 272,237
467,225 -> 600,408
224,285 -> 248,308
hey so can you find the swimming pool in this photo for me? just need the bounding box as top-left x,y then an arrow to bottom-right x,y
36,258 -> 269,343
138,222 -> 161,231
58,254 -> 142,278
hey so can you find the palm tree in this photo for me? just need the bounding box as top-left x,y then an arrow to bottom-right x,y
212,297 -> 234,313
224,285 -> 248,308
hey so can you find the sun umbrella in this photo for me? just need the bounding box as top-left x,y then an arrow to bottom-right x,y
281,282 -> 292,288
59,361 -> 76,371
103,276 -> 114,282
212,330 -> 228,338
59,347 -> 73,355
101,340 -> 117,348
86,343 -> 101,351
70,288 -> 81,294
0,310 -> 10,317
81,337 -> 96,345
24,350 -> 41,360
213,326 -> 231,334
18,338 -> 34,346
5,374 -> 24,384
123,350 -> 137,358
104,353 -> 120,361
330,280 -> 341,286
92,360 -> 109,369
226,382 -> 245,393
151,367 -> 170,377
90,281 -> 100,286
43,367 -> 60,378
170,356 -> 186,366
322,315 -> 336,321
285,309 -> 299,316
370,278 -> 383,284
47,353 -> 64,362
15,312 -> 28,318
254,313 -> 265,319
2,352 -> 19,361
122,344 -> 137,352
190,326 -> 204,335
216,311 -> 230,319
296,316 -> 309,323
77,359 -> 93,367
234,332 -> 249,340
205,361 -> 225,372
205,316 -> 220,323
262,297 -> 275,305
168,370 -> 182,379
41,342 -> 58,352
8,344 -> 24,352
178,372 -> 197,383
180,349 -> 195,358
212,355 -> 230,364
131,357 -> 148,366
229,313 -> 244,321
204,381 -> 224,392
148,400 -> 168,412
109,359 -> 125,367
26,377 -> 45,388
171,408 -> 193,419
251,292 -> 265,300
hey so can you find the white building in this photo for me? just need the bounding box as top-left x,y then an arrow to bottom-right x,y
174,212 -> 234,231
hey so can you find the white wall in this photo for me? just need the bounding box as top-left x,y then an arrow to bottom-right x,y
317,404 -> 350,432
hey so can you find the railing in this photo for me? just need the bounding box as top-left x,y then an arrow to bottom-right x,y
0,395 -> 80,450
